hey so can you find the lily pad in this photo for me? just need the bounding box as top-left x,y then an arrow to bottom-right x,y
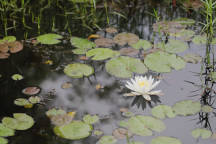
22,87 -> 40,95
64,63 -> 94,78
174,18 -> 195,25
97,136 -> 117,144
114,33 -> 139,46
130,40 -> 151,50
94,130 -> 103,136
0,124 -> 15,137
0,137 -> 8,144
119,48 -> 139,56
151,105 -> 176,119
105,56 -> 147,78
192,35 -> 207,45
70,37 -> 96,54
201,105 -> 213,113
0,53 -> 10,59
144,51 -> 186,73
83,114 -> 99,124
37,33 -> 63,45
210,72 -> 216,81
0,43 -> 9,53
112,128 -> 132,139
94,38 -> 114,47
46,108 -> 66,118
14,98 -> 30,106
50,114 -> 74,126
119,120 -> 129,128
153,21 -> 185,34
172,100 -> 201,116
28,96 -> 41,104
183,54 -> 202,64
158,39 -> 188,53
191,128 -> 212,139
106,27 -> 117,33
2,113 -> 34,130
86,48 -> 120,60
8,41 -> 23,53
11,74 -> 23,81
151,136 -> 182,144
170,29 -> 195,41
53,121 -> 92,140
0,36 -> 16,43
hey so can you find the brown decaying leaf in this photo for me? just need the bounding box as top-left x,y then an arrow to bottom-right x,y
183,0 -> 203,10
50,114 -> 73,126
0,52 -> 10,59
0,43 -> 9,53
95,38 -> 114,47
22,86 -> 41,95
105,27 -> 118,34
112,128 -> 133,139
119,48 -> 139,56
61,82 -> 72,89
114,33 -> 139,46
8,41 -> 23,53
79,56 -> 89,60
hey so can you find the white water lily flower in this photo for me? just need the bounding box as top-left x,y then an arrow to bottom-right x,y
124,76 -> 163,101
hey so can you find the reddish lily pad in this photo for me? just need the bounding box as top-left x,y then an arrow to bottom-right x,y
119,48 -> 139,56
0,53 -> 10,59
95,38 -> 114,47
8,41 -> 23,53
114,33 -> 139,46
22,87 -> 41,95
0,43 -> 9,53
106,27 -> 117,33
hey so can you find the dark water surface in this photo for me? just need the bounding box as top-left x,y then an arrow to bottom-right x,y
0,1 -> 216,144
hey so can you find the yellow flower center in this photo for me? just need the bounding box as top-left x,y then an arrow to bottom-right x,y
138,80 -> 149,87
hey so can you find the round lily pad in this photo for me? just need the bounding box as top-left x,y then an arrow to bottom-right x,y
14,98 -> 30,106
37,33 -> 63,45
183,54 -> 202,64
158,39 -> 188,53
94,38 -> 114,47
170,29 -> 195,41
0,123 -> 15,137
0,43 -> 9,53
106,27 -> 117,33
119,48 -> 139,56
8,41 -> 23,53
2,113 -> 34,130
152,105 -> 176,119
70,37 -> 96,54
191,128 -> 212,139
130,40 -> 152,50
83,114 -> 99,124
172,100 -> 201,116
86,48 -> 120,60
105,56 -> 147,78
0,137 -> 8,144
22,87 -> 40,95
114,33 -> 139,46
54,121 -> 92,140
144,51 -> 186,73
112,128 -> 132,139
64,63 -> 94,78
151,136 -> 182,144
97,136 -> 117,144
192,35 -> 207,45
11,74 -> 23,81
28,96 -> 41,104
46,108 -> 66,118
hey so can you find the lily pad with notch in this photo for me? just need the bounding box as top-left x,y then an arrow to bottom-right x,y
83,114 -> 99,124
130,39 -> 152,50
37,33 -> 63,45
0,123 -> 15,137
114,33 -> 139,46
191,128 -> 212,139
86,48 -> 120,60
151,105 -> 176,119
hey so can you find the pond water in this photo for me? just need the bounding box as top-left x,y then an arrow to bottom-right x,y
0,1 -> 216,144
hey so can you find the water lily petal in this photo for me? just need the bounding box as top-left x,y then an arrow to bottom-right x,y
142,94 -> 151,101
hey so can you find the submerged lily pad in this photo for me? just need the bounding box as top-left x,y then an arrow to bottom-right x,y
83,114 -> 99,124
172,100 -> 201,116
151,136 -> 182,144
105,56 -> 147,78
0,137 -> 8,144
64,63 -> 94,78
183,54 -> 202,64
158,39 -> 188,53
0,124 -> 15,137
144,51 -> 186,73
130,40 -> 151,50
86,48 -> 120,60
2,113 -> 34,130
11,74 -> 23,81
191,128 -> 212,139
70,37 -> 96,54
37,33 -> 63,45
114,33 -> 139,46
151,105 -> 176,119
54,121 -> 92,140
171,29 -> 195,41
97,136 -> 117,144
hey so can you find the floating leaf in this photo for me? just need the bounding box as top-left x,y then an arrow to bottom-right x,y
0,124 -> 15,137
50,114 -> 74,126
174,18 -> 195,25
170,29 -> 195,41
114,33 -> 139,46
14,98 -> 30,106
201,105 -> 213,113
158,39 -> 188,53
151,136 -> 182,144
112,128 -> 132,139
144,51 -> 186,73
83,114 -> 99,124
119,48 -> 139,56
86,48 -> 120,60
64,63 -> 94,78
0,137 -> 8,144
28,96 -> 41,104
24,104 -> 33,109
46,108 -> 66,118
106,27 -> 117,33
22,87 -> 40,95
54,121 -> 92,140
119,121 -> 128,128
0,36 -> 16,43
173,100 -> 201,116
11,74 -> 23,81
153,21 -> 185,34
105,56 -> 147,78
2,113 -> 34,130
0,43 -> 9,53
8,41 -> 23,53
183,54 -> 202,64
191,128 -> 212,139
151,105 -> 176,119
97,136 -> 117,144
0,53 -> 9,59
94,130 -> 103,136
192,35 -> 207,45
61,82 -> 72,89
37,33 -> 63,45
130,40 -> 151,50
70,37 -> 96,54
94,38 -> 114,47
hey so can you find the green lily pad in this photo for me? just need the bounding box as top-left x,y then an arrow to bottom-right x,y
130,40 -> 151,50
210,72 -> 216,81
201,105 -> 213,113
70,37 -> 96,54
144,51 -> 186,73
14,98 -> 31,106
37,33 -> 63,45
28,96 -> 41,104
151,105 -> 176,119
54,121 -> 92,140
119,120 -> 129,128
83,114 -> 99,124
86,48 -> 120,60
153,21 -> 185,34
2,113 -> 34,130
158,39 -> 188,53
192,35 -> 207,45
183,54 -> 202,64
0,137 -> 8,144
114,33 -> 139,46
94,130 -> 103,136
170,29 -> 195,41
191,128 -> 212,139
46,108 -> 66,117
97,136 -> 117,144
64,63 -> 94,78
0,124 -> 15,137
174,18 -> 195,25
128,115 -> 165,136
11,74 -> 23,81
172,100 -> 201,116
105,56 -> 147,78
151,136 -> 182,144
0,36 -> 16,43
